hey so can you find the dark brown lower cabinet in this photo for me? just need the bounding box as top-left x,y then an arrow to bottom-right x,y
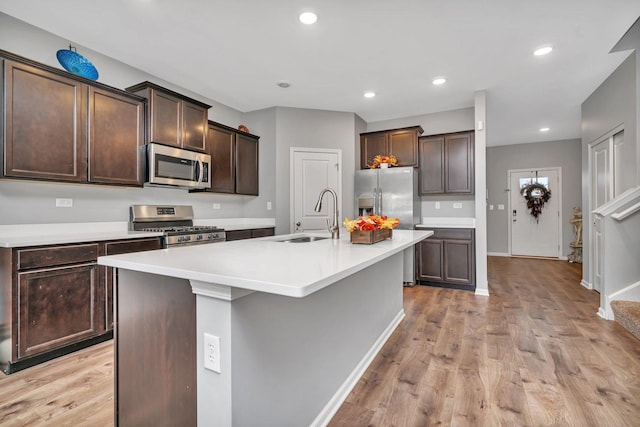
225,227 -> 275,241
103,238 -> 163,331
18,263 -> 100,359
416,228 -> 475,290
0,236 -> 163,374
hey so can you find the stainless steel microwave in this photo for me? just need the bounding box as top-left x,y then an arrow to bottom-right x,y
146,143 -> 211,189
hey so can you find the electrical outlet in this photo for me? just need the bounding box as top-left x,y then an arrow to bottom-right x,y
267,201 -> 272,211
55,198 -> 73,208
498,204 -> 505,210
435,202 -> 440,209
453,203 -> 462,209
204,333 -> 221,373
213,203 -> 221,210
489,204 -> 494,210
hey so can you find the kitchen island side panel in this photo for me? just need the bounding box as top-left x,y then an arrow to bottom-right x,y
227,253 -> 403,426
115,270 -> 197,427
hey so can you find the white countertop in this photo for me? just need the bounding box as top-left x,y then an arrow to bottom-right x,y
417,217 -> 476,229
0,218 -> 276,248
98,229 -> 432,298
0,222 -> 164,248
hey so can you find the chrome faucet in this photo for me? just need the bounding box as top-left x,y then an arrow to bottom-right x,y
314,188 -> 340,239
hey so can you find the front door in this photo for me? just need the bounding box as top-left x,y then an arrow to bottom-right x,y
291,148 -> 341,233
509,168 -> 560,258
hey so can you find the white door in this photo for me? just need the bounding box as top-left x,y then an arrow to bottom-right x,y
590,138 -> 612,292
291,149 -> 341,233
509,169 -> 560,257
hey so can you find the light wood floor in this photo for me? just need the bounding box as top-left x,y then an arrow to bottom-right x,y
1,257 -> 639,426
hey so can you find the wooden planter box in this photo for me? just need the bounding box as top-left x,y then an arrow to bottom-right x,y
350,228 -> 393,244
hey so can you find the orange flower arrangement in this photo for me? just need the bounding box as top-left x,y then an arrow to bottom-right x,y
343,215 -> 400,232
368,154 -> 398,169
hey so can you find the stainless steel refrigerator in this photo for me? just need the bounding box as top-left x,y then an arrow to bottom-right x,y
354,166 -> 421,284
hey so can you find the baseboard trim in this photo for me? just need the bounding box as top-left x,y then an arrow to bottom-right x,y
597,307 -> 608,319
487,252 -> 510,257
580,279 -> 593,290
310,309 -> 405,427
475,288 -> 490,296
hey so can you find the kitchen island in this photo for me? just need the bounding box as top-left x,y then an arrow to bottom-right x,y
98,229 -> 431,426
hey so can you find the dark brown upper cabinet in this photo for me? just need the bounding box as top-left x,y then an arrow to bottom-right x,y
208,123 -> 235,193
202,122 -> 259,195
1,51 -> 146,187
235,132 -> 259,195
360,126 -> 423,169
419,131 -> 474,195
126,81 -> 210,153
88,87 -> 144,186
3,59 -> 88,182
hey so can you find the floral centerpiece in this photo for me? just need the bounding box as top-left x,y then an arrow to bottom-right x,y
368,154 -> 398,169
343,215 -> 400,244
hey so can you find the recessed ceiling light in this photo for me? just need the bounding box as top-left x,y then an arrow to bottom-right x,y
299,12 -> 318,25
534,46 -> 553,56
364,92 -> 376,98
539,127 -> 550,132
432,77 -> 447,85
276,80 -> 291,88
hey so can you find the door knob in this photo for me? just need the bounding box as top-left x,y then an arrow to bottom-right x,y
296,221 -> 301,226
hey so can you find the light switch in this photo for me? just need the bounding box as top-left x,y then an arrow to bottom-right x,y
435,202 -> 440,209
489,204 -> 494,210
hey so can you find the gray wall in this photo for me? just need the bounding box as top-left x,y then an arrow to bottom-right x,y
273,107 -> 358,234
367,108 -> 476,218
0,12 -> 276,224
243,108 -> 277,219
581,51 -> 637,283
486,139 -> 582,257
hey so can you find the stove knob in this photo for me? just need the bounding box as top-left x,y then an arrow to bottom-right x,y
197,235 -> 203,240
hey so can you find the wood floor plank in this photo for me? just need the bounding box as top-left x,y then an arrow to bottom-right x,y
333,257 -> 640,426
1,257 -> 639,426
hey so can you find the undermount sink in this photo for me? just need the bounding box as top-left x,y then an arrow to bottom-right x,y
276,236 -> 330,243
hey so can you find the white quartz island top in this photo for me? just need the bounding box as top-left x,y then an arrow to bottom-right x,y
99,229 -> 432,298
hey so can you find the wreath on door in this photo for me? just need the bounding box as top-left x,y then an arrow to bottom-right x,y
520,182 -> 551,221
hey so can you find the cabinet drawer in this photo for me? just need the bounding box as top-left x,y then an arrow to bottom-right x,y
17,244 -> 99,270
251,228 -> 274,238
225,230 -> 252,241
425,228 -> 473,240
105,238 -> 164,255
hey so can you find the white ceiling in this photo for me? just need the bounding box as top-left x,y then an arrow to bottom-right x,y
1,0 -> 639,146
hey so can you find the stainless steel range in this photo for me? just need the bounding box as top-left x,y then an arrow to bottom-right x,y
130,205 -> 225,247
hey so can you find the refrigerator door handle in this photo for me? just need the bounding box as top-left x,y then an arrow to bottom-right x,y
373,188 -> 378,215
378,187 -> 383,214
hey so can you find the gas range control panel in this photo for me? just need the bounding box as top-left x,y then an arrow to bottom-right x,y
165,231 -> 226,246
